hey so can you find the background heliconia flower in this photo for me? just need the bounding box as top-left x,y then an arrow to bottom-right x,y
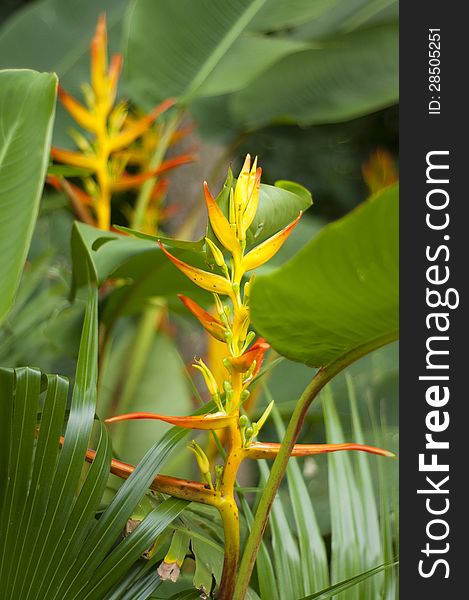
49,14 -> 195,231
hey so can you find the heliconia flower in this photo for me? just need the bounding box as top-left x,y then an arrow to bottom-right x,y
178,295 -> 226,342
105,411 -> 236,430
203,182 -> 240,256
241,212 -> 302,273
51,15 -> 190,232
362,148 -> 398,194
158,241 -> 234,296
245,441 -> 395,459
229,338 -> 269,374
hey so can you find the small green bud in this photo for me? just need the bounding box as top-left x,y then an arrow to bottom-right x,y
213,293 -> 224,317
240,389 -> 250,403
239,414 -> 249,427
205,237 -> 226,268
244,427 -> 254,446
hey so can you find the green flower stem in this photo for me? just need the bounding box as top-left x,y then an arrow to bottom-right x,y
232,331 -> 398,600
130,109 -> 182,231
107,301 -> 164,420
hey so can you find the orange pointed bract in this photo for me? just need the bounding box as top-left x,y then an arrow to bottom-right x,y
58,86 -> 96,132
158,241 -> 233,296
91,13 -> 108,101
246,441 -> 395,459
229,338 -> 269,374
105,411 -> 236,430
178,295 -> 226,342
242,212 -> 302,273
203,182 -> 240,255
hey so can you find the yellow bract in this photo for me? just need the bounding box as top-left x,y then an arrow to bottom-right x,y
232,154 -> 261,243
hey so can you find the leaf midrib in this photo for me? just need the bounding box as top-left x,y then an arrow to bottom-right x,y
182,0 -> 269,101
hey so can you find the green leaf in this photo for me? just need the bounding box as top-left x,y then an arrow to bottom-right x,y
124,0 -> 273,105
0,69 -> 57,325
0,284 -> 196,598
231,23 -> 398,127
238,496 -> 279,600
193,35 -> 311,98
79,498 -> 188,600
250,184 -> 398,367
249,0 -> 350,31
71,222 -> 207,322
258,461 -> 303,599
192,531 -> 224,594
167,590 -> 202,600
271,401 -> 329,594
323,385 -> 383,599
292,0 -> 398,40
297,560 -> 398,600
347,376 -> 383,598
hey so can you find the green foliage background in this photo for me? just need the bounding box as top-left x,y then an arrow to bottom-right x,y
0,1 -> 398,598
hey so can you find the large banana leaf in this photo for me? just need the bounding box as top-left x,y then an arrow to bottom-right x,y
125,0 -> 397,127
123,0 -> 272,105
231,23 -> 398,127
250,184 -> 399,367
0,69 -> 57,325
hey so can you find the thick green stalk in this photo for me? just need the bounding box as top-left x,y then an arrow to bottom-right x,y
233,331 -> 398,600
131,110 -> 182,230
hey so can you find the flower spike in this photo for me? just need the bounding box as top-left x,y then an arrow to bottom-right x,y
50,15 -> 189,231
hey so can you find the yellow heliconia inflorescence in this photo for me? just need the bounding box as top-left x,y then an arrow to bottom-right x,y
50,15 -> 193,231
159,155 -> 301,423
105,156 -> 393,597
